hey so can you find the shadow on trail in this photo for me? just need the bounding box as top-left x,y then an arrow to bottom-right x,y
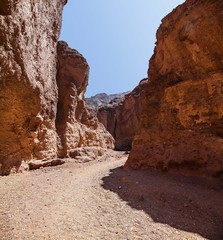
101,166 -> 223,240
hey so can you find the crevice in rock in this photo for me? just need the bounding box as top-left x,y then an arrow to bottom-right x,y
0,0 -> 12,16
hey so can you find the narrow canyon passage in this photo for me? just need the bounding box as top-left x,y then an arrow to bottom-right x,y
0,152 -> 222,240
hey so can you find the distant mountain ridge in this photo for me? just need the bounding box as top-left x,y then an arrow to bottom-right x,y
86,91 -> 130,109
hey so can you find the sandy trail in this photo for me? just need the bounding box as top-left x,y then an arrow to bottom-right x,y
0,152 -> 222,240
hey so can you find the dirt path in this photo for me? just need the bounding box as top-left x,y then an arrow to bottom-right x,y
0,152 -> 222,240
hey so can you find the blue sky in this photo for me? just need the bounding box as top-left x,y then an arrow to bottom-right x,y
60,0 -> 185,97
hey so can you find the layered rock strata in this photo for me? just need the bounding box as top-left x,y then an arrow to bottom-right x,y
0,1 -> 67,175
98,79 -> 147,150
126,0 -> 223,177
56,41 -> 114,158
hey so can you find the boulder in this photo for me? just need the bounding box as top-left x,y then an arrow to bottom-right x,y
69,147 -> 106,162
28,159 -> 65,171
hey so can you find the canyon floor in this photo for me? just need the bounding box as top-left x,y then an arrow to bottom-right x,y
0,151 -> 222,240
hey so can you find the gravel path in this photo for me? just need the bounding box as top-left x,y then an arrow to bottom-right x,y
0,151 -> 222,240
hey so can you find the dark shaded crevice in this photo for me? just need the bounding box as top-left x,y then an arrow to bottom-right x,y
55,72 -> 68,158
0,0 -> 12,16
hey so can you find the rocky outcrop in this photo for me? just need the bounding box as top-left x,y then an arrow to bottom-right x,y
0,1 -> 67,175
0,3 -> 114,175
126,0 -> 223,177
56,41 -> 114,158
86,92 -> 130,109
98,79 -> 147,150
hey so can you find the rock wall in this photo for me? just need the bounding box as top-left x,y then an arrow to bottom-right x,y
126,0 -> 223,177
56,41 -> 114,158
0,1 -> 67,175
98,79 -> 147,150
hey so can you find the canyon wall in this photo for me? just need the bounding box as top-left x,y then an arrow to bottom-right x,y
0,1 -> 67,175
98,79 -> 147,150
56,41 -> 114,158
126,0 -> 223,177
0,2 -> 114,175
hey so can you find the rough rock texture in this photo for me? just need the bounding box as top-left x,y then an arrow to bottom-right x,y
28,158 -> 65,170
98,79 -> 147,150
69,147 -> 106,162
0,1 -> 67,175
126,0 -> 223,177
56,41 -> 114,158
86,91 -> 130,109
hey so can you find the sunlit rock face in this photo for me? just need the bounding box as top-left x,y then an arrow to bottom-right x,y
126,0 -> 223,177
56,41 -> 114,158
0,1 -> 67,175
86,92 -> 130,109
98,79 -> 147,151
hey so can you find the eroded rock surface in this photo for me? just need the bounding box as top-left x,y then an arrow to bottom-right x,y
69,147 -> 106,162
98,79 -> 147,150
86,92 -> 130,109
0,1 -> 67,175
56,41 -> 114,158
126,0 -> 223,177
28,158 -> 65,171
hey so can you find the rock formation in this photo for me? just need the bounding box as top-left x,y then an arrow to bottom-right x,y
126,0 -> 223,177
56,41 -> 114,158
86,91 -> 130,109
0,0 -> 67,175
98,79 -> 147,150
0,3 -> 114,175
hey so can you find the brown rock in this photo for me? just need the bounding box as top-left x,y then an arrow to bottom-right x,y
28,159 -> 65,171
126,0 -> 223,177
0,0 -> 12,15
56,41 -> 114,158
98,79 -> 148,150
69,147 -> 105,162
0,1 -> 67,175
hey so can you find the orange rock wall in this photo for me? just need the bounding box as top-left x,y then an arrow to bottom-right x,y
0,3 -> 114,175
98,79 -> 147,150
126,0 -> 223,177
56,41 -> 114,157
0,1 -> 67,175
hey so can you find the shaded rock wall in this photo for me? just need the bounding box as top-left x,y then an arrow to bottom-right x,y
56,41 -> 114,158
0,1 -> 67,175
126,0 -> 223,177
98,79 -> 147,150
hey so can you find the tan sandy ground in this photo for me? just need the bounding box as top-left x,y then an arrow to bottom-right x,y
0,151 -> 222,240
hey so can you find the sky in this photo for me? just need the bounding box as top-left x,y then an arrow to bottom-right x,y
60,0 -> 185,97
